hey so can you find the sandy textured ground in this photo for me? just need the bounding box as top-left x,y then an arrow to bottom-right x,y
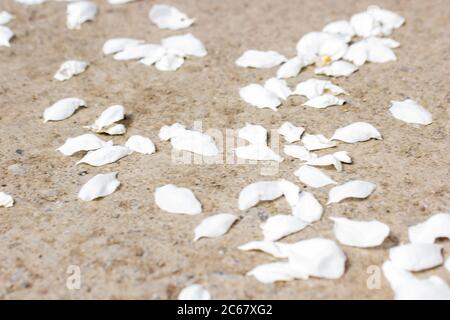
0,0 -> 449,299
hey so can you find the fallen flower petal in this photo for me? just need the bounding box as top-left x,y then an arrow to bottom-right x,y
235,50 -> 287,69
66,1 -> 97,30
78,172 -> 120,201
194,213 -> 237,241
102,38 -> 143,55
276,57 -> 306,79
170,130 -> 219,156
389,99 -> 432,125
445,258 -> 450,272
247,262 -> 308,283
149,4 -> 193,30
54,60 -> 88,81
331,217 -> 390,248
238,241 -> 289,258
301,134 -> 336,151
125,135 -> 156,155
238,180 -> 299,210
328,180 -> 376,204
238,123 -> 267,145
322,20 -> 354,43
154,52 -> 184,71
264,78 -> 291,100
283,145 -> 315,161
161,33 -> 207,57
294,165 -> 336,188
87,105 -> 125,133
114,43 -> 162,61
291,191 -> 323,223
76,145 -> 131,166
296,32 -> 348,62
0,26 -> 14,47
331,122 -> 382,143
261,214 -> 308,241
408,212 -> 450,244
159,123 -> 186,141
235,144 -> 283,162
315,61 -> 358,77
293,78 -> 347,99
154,184 -> 202,215
0,11 -> 14,25
0,192 -> 14,207
333,151 -> 352,163
43,97 -> 86,123
390,243 -> 443,272
178,284 -> 210,300
57,133 -> 111,156
303,94 -> 345,109
239,84 -> 281,111
103,124 -> 126,135
305,154 -> 342,171
278,122 -> 304,143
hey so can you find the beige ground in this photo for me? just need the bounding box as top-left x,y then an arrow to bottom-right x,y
0,0 -> 449,299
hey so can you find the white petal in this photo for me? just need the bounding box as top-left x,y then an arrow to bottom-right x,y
277,122 -> 304,143
102,38 -> 143,55
43,97 -> 86,123
283,145 -> 314,161
0,192 -> 14,208
0,25 -> 13,47
306,154 -> 342,171
158,123 -> 186,141
149,4 -> 193,30
170,130 -> 219,156
366,36 -> 400,48
238,123 -> 267,145
389,99 -> 432,125
125,135 -> 156,155
57,134 -> 111,156
66,1 -> 97,30
247,262 -> 308,283
328,180 -> 376,204
296,32 -> 348,61
108,0 -> 137,4
303,94 -> 345,109
15,0 -> 47,4
54,60 -> 88,81
390,243 -> 443,272
154,52 -> 185,71
333,151 -> 352,163
154,184 -> 202,215
315,61 -> 358,77
301,134 -> 336,151
345,39 -> 397,66
286,238 -> 346,279
88,105 -> 125,132
235,50 -> 286,69
366,6 -> 405,36
193,213 -> 237,241
343,41 -> 368,66
261,215 -> 308,241
331,122 -> 382,143
382,261 -> 450,300
276,57 -> 305,79
235,144 -> 282,162
264,78 -> 291,100
331,217 -> 390,248
238,241 -> 289,258
114,43 -> 162,61
239,84 -> 281,111
0,11 -> 14,25
323,20 -> 354,42
161,33 -> 207,57
408,213 -> 450,244
178,284 -> 210,300
350,11 -> 381,38
445,258 -> 450,272
291,191 -> 323,223
102,124 -> 126,135
294,165 -> 336,188
78,172 -> 120,201
238,180 -> 299,211
293,78 -> 347,99
76,145 -> 131,166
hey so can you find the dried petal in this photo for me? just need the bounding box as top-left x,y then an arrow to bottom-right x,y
76,145 -> 131,166
154,184 -> 202,215
331,122 -> 382,143
291,191 -> 323,223
390,243 -> 443,272
301,134 -> 336,151
66,1 -> 97,30
161,33 -> 207,57
303,94 -> 345,109
389,99 -> 432,125
331,217 -> 390,248
149,4 -> 193,30
178,284 -> 210,300
102,38 -> 144,55
408,213 -> 450,244
236,50 -> 287,69
261,215 -> 308,241
328,180 -> 376,204
57,133 -> 111,156
125,135 -> 156,155
43,97 -> 86,123
277,122 -> 304,143
294,165 -> 336,188
194,213 -> 237,241
239,84 -> 281,111
315,61 -> 358,77
0,192 -> 14,208
238,123 -> 267,145
78,172 -> 120,201
247,262 -> 308,283
54,60 -> 88,81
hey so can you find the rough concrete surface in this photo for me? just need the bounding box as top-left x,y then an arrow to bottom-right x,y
0,0 -> 449,299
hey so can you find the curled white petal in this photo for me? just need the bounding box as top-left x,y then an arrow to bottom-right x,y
125,135 -> 156,155
43,97 -> 86,123
278,122 -> 304,143
331,217 -> 390,248
159,123 -> 186,141
294,165 -> 336,188
296,32 -> 348,61
57,134 -> 111,156
76,145 -> 131,166
114,43 -> 163,61
264,78 -> 292,100
54,60 -> 88,81
161,33 -> 207,57
328,180 -> 376,204
247,262 -> 308,283
408,213 -> 450,244
238,123 -> 267,145
236,50 -> 286,69
283,145 -> 314,161
149,4 -> 194,30
390,243 -> 443,272
301,134 -> 336,151
261,215 -> 308,241
291,191 -> 323,223
0,25 -> 13,47
293,78 -> 347,99
276,57 -> 306,79
389,99 -> 432,125
154,52 -> 185,71
315,61 -> 358,77
238,241 -> 289,258
303,94 -> 345,109
178,284 -> 210,300
102,38 -> 143,55
170,130 -> 218,156
235,144 -> 283,162
66,1 -> 97,30
87,105 -> 125,133
194,213 -> 237,241
78,172 -> 120,201
331,122 -> 382,143
0,192 -> 14,208
323,20 -> 354,42
155,184 -> 202,215
0,11 -> 14,25
239,84 -> 281,111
